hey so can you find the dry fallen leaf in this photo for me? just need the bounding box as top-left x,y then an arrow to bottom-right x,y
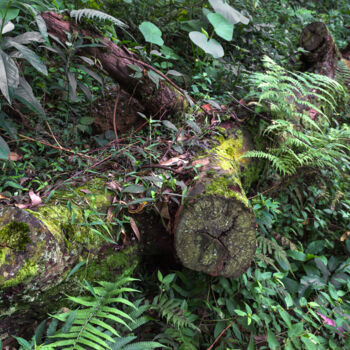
340,231 -> 350,242
8,152 -> 22,161
29,189 -> 42,207
79,189 -> 92,194
129,217 -> 141,241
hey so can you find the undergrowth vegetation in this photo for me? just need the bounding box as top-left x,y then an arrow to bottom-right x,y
0,0 -> 350,349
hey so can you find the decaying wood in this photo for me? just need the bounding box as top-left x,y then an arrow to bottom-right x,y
175,128 -> 256,277
300,21 -> 343,78
0,182 -> 139,338
41,11 -> 188,128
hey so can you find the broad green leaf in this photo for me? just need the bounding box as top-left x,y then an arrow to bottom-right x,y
14,77 -> 45,117
78,64 -> 103,84
3,32 -> 45,48
22,4 -> 48,41
278,307 -> 292,327
300,336 -> 318,350
207,12 -> 234,41
77,81 -> 92,101
0,50 -> 14,103
162,120 -> 178,132
189,31 -> 224,58
209,0 -> 249,24
1,20 -> 14,34
67,71 -> 77,101
139,21 -> 164,46
0,111 -> 17,139
2,50 -> 19,90
8,40 -> 48,76
122,184 -> 145,194
0,135 -> 10,160
0,8 -> 19,21
3,180 -> 23,189
65,261 -> 86,280
267,329 -> 279,350
14,337 -> 31,350
148,69 -> 163,88
288,322 -> 304,338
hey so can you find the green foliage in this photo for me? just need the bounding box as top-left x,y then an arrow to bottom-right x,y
14,278 -> 165,350
242,56 -> 350,175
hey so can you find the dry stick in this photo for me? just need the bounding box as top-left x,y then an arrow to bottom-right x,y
45,120 -> 64,149
112,87 -> 121,150
0,128 -> 94,160
141,164 -> 187,175
17,133 -> 94,160
206,322 -> 233,350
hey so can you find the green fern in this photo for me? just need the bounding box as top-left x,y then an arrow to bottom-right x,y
70,9 -> 128,28
242,57 -> 350,175
257,236 -> 291,272
48,278 -> 137,349
151,295 -> 200,332
335,58 -> 350,88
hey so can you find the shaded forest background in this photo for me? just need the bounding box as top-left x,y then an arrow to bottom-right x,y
0,0 -> 349,349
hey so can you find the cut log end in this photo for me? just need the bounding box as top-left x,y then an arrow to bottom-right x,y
175,195 -> 256,278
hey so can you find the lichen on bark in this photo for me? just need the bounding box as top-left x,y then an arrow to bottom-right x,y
175,128 -> 256,277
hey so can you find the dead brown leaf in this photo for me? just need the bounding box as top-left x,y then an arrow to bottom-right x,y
29,189 -> 42,207
129,217 -> 141,241
8,152 -> 22,161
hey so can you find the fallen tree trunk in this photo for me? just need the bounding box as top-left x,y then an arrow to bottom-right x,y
0,181 -> 139,338
175,128 -> 257,277
41,11 -> 188,127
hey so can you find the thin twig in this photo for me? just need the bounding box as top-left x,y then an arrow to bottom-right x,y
206,322 -> 233,350
248,181 -> 282,200
141,164 -> 187,175
45,120 -> 63,149
0,128 -> 94,160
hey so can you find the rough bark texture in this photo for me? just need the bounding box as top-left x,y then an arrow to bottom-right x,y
41,12 -> 188,125
0,181 -> 139,338
175,129 -> 256,277
300,21 -> 342,78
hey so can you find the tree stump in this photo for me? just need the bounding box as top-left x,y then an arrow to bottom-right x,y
175,129 -> 256,277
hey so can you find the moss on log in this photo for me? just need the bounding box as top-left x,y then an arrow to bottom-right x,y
0,181 -> 139,338
175,129 -> 256,278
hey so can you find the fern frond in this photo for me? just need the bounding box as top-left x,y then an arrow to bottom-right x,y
152,295 -> 200,332
243,56 -> 349,175
49,278 -> 139,350
70,9 -> 128,28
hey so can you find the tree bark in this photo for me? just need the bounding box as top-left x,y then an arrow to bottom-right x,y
175,128 -> 256,277
0,181 -> 139,338
300,22 -> 347,79
41,12 -> 188,126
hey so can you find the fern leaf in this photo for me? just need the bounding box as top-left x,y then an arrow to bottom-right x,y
70,9 -> 128,28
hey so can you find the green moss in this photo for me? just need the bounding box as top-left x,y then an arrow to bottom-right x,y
0,222 -> 30,251
3,259 -> 39,288
206,176 -> 248,206
77,245 -> 139,282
